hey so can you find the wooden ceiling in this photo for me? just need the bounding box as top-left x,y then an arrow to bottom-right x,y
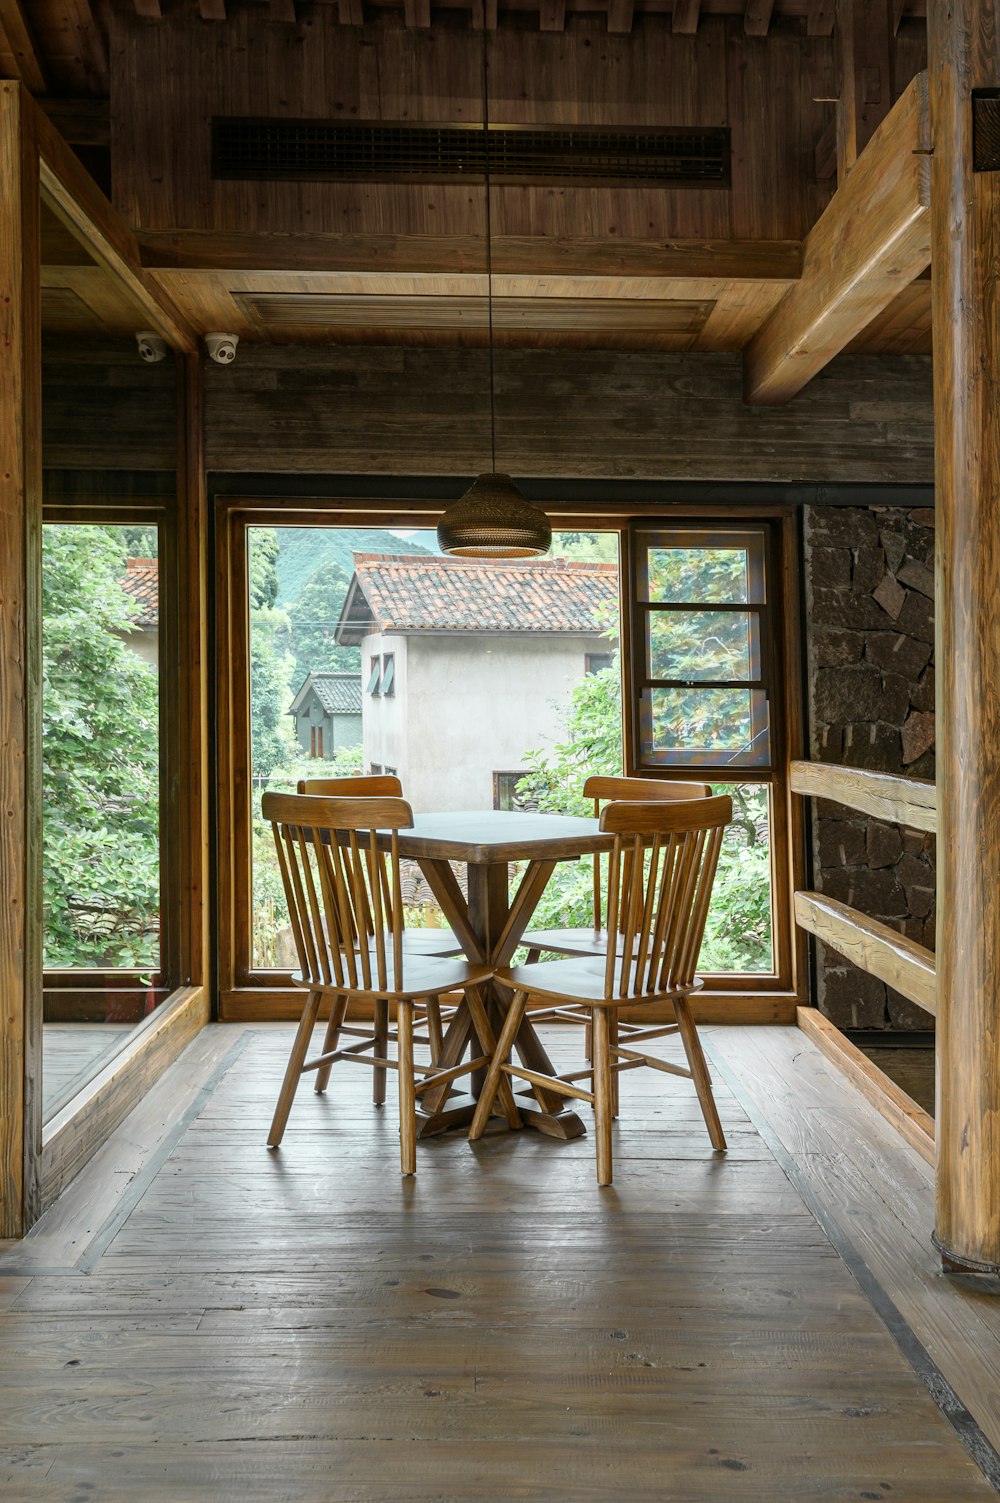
11,0 -> 932,358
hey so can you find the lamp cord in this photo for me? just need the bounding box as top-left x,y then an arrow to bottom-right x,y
482,24 -> 497,474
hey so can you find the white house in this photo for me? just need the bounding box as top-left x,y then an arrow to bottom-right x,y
334,553 -> 617,812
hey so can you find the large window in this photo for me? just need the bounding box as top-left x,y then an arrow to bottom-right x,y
627,521 -> 794,978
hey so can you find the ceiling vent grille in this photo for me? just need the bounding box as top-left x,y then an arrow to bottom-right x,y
211,118 -> 730,188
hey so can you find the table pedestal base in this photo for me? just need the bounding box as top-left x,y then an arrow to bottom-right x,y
416,1093 -> 587,1141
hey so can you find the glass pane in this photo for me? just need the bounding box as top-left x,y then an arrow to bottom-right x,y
641,687 -> 770,766
700,783 -> 773,974
248,525 -> 623,969
43,525 -> 160,968
648,609 -> 759,682
647,546 -> 752,604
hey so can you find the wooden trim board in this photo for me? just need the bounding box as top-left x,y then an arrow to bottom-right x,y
794,890 -> 936,1016
790,759 -> 937,832
797,1006 -> 934,1165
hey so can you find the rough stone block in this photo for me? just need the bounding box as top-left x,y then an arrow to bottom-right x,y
901,710 -> 935,765
810,546 -> 853,590
898,558 -> 934,599
910,664 -> 935,712
817,818 -> 867,868
811,626 -> 865,667
896,589 -> 934,644
817,869 -> 852,905
866,821 -> 903,869
895,851 -> 933,889
808,507 -> 879,548
908,748 -> 936,780
819,961 -> 887,1029
886,988 -> 933,1030
847,868 -> 908,918
908,508 -> 935,529
900,828 -> 925,854
810,587 -> 895,631
814,666 -> 909,725
881,528 -> 907,574
865,631 -> 932,681
852,546 -> 885,594
842,722 -> 903,773
907,885 -> 936,920
873,573 -> 906,620
813,724 -> 844,761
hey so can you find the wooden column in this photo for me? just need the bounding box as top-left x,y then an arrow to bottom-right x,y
0,82 -> 42,1238
930,1 -> 1000,1273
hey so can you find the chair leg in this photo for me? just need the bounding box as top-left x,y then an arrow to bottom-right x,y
372,996 -> 389,1106
425,997 -> 444,1065
469,989 -> 528,1140
268,989 -> 323,1148
591,1008 -> 614,1187
314,992 -> 349,1094
608,1010 -> 619,1119
397,1001 -> 417,1176
673,997 -> 727,1153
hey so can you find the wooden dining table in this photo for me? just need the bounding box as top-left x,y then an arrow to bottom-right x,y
393,809 -> 614,1141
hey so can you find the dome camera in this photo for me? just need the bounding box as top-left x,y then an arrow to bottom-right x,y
205,332 -> 239,365
136,331 -> 168,364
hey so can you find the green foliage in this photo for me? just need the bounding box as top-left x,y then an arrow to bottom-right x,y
248,530 -> 297,780
283,557 -> 360,685
42,525 -> 160,967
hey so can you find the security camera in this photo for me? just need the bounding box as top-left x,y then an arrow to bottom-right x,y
136,331 -> 168,364
205,332 -> 239,365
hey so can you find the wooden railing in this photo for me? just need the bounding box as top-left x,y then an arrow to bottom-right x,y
789,760 -> 937,1164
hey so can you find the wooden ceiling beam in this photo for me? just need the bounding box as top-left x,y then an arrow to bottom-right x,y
403,0 -> 431,23
672,0 -> 700,30
743,70 -> 929,404
30,96 -> 198,351
806,0 -> 835,35
337,0 -> 364,21
198,0 -> 227,17
269,0 -> 297,19
744,0 -> 774,34
0,0 -> 47,93
539,0 -> 565,27
137,230 -> 802,282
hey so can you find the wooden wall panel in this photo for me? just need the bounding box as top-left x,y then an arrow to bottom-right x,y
109,11 -> 831,244
42,336 -> 178,469
202,344 -> 933,482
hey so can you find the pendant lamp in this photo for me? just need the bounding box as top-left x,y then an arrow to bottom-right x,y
436,34 -> 551,559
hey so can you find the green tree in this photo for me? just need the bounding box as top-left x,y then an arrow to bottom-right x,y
284,557 -> 360,685
42,525 -> 160,967
248,529 -> 297,780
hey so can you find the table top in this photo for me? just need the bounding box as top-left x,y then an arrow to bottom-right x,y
396,809 -> 613,865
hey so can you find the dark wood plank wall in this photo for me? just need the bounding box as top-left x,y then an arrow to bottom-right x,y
42,337 -> 177,470
108,11 -> 846,242
201,345 -> 934,482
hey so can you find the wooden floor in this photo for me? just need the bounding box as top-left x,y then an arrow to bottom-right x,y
42,1025 -> 134,1121
2,1022 -> 998,1502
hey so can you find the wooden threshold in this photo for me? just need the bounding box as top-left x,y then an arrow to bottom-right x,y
796,1005 -> 934,1165
39,984 -> 209,1213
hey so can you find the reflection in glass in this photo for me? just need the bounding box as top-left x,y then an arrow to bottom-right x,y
647,547 -> 752,604
648,609 -> 758,682
642,687 -> 770,766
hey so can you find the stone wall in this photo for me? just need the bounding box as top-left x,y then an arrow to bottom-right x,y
804,505 -> 935,1030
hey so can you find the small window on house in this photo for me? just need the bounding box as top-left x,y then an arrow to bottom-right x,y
370,762 -> 383,775
384,765 -> 397,777
494,770 -> 530,811
366,656 -> 381,694
379,653 -> 395,696
586,652 -> 613,675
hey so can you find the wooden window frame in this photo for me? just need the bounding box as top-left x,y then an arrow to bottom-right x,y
215,499 -> 805,1022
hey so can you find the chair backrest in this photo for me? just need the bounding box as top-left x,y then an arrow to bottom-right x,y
297,774 -> 403,798
579,775 -> 713,931
262,791 -> 413,993
597,794 -> 732,1000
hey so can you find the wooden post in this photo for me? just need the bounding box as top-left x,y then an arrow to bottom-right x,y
929,2 -> 1000,1273
0,82 -> 42,1238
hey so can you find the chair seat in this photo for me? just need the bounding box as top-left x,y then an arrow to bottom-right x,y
497,956 -> 700,1007
521,926 -> 621,958
293,953 -> 492,1000
400,926 -> 464,959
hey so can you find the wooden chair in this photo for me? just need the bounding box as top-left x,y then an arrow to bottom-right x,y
469,795 -> 733,1185
297,775 -> 463,959
263,792 -> 520,1173
520,775 -> 712,962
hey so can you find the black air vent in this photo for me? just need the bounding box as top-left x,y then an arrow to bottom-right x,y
211,118 -> 730,188
973,90 -> 1000,172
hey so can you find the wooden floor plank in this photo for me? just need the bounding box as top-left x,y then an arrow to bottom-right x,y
0,1022 -> 996,1502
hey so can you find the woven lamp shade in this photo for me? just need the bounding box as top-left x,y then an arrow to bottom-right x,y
437,473 -> 552,558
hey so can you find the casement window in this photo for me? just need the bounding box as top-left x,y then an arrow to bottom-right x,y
379,654 -> 395,696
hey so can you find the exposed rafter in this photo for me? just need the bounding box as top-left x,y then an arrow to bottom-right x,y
0,0 -> 47,94
672,0 -> 700,32
744,0 -> 774,35
744,71 -> 929,404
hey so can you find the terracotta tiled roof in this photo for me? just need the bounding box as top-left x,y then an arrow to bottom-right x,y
289,672 -> 363,717
121,558 -> 158,629
341,553 -> 617,637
